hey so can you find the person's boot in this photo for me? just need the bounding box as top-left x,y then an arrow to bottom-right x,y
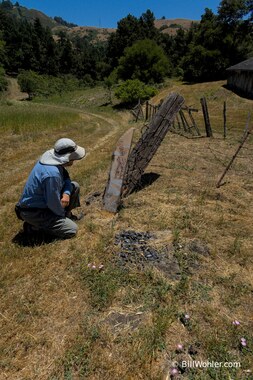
65,211 -> 84,221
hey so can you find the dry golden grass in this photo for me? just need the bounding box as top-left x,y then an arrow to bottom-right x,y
0,81 -> 252,380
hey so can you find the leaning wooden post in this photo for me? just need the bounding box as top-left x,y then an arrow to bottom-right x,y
179,109 -> 190,133
145,100 -> 149,121
216,116 -> 252,188
188,107 -> 201,136
200,97 -> 213,137
223,101 -> 227,139
122,93 -> 184,197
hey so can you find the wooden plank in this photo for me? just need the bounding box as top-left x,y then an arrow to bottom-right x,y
103,128 -> 135,213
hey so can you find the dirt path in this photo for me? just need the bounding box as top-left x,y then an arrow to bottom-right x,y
5,77 -> 28,100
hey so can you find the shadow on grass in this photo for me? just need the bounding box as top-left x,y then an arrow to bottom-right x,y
131,172 -> 160,194
12,230 -> 56,247
222,83 -> 253,100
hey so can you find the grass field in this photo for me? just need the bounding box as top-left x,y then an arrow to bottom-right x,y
0,80 -> 252,380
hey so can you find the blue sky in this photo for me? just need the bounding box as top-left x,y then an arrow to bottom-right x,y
18,0 -> 221,28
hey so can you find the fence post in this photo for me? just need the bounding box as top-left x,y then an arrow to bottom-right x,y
200,97 -> 213,137
223,101 -> 227,139
145,100 -> 149,121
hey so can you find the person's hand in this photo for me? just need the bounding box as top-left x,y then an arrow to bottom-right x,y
61,193 -> 70,208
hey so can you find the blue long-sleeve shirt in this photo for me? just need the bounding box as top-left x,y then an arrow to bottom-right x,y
18,161 -> 72,217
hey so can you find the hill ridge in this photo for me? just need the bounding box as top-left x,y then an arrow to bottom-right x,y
1,2 -> 196,40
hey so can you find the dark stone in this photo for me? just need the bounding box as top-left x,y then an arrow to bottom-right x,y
188,344 -> 198,356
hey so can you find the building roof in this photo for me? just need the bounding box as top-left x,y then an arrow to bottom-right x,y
227,57 -> 253,71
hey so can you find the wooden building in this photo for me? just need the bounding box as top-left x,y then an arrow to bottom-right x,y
227,57 -> 253,98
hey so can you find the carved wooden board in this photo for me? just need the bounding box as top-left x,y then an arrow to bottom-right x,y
103,128 -> 135,213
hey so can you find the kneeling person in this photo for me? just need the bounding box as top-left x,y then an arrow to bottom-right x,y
16,138 -> 86,239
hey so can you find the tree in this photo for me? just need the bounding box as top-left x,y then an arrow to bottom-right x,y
117,39 -> 171,84
181,44 -> 225,82
57,31 -> 75,74
178,5 -> 253,82
218,0 -> 248,24
106,14 -> 141,67
0,1 -> 13,10
139,9 -> 158,40
106,10 -> 160,70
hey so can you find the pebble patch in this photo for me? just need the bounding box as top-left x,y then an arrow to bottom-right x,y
114,230 -> 181,280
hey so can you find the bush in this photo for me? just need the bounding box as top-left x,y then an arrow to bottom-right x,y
0,66 -> 7,92
114,79 -> 157,104
17,71 -> 82,99
17,70 -> 42,99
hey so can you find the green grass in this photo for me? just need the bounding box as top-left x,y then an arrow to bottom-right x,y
0,100 -> 81,134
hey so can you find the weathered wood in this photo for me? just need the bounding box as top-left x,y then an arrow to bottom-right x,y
131,99 -> 144,122
176,114 -> 181,130
179,109 -> 190,132
122,93 -> 184,196
223,101 -> 227,139
200,97 -> 213,137
145,100 -> 149,120
103,128 -> 135,212
185,106 -> 201,136
145,101 -> 160,121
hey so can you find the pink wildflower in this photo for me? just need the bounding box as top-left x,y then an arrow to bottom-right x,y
240,338 -> 247,347
170,367 -> 179,376
176,344 -> 183,351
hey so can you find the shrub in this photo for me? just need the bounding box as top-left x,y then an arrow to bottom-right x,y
0,66 -> 7,92
17,70 -> 42,99
17,71 -> 82,99
114,79 -> 157,104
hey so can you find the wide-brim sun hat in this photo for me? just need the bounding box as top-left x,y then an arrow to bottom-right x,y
40,138 -> 86,165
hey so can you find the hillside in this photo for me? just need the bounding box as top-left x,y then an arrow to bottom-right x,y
155,18 -> 197,35
2,4 -> 58,29
0,80 -> 252,379
1,2 -> 196,43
